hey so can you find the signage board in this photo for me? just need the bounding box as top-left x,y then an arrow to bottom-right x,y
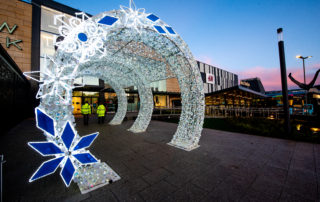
240,81 -> 250,87
206,73 -> 215,84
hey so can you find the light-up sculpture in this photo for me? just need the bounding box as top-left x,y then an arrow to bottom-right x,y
24,0 -> 204,193
29,109 -> 100,186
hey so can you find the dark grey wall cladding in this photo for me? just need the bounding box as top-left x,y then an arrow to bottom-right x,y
0,44 -> 33,133
196,60 -> 238,94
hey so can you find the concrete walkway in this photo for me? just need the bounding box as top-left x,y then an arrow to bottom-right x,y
1,117 -> 319,201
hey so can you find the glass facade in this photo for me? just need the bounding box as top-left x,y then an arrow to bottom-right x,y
40,6 -> 99,85
198,61 -> 238,94
38,5 -> 240,114
150,80 -> 166,92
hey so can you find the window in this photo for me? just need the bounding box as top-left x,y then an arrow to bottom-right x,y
150,80 -> 166,92
41,7 -> 62,34
40,32 -> 56,57
40,6 -> 99,86
82,76 -> 99,86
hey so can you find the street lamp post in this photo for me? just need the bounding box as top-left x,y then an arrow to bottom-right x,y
296,55 -> 312,105
277,28 -> 291,135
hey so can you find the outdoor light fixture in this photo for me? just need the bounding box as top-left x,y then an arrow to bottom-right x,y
310,128 -> 320,133
277,28 -> 283,42
296,55 -> 312,104
296,124 -> 302,131
23,0 -> 205,193
296,55 -> 312,59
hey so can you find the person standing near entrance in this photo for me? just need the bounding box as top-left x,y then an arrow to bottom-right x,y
97,103 -> 106,124
81,102 -> 91,125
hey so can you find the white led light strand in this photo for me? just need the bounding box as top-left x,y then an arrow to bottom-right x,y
26,0 -> 204,194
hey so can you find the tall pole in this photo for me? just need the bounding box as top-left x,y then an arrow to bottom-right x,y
296,55 -> 312,105
302,58 -> 307,104
277,28 -> 291,135
302,58 -> 306,85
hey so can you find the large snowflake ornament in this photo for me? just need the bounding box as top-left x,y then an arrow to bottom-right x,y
120,0 -> 147,33
54,12 -> 110,62
29,108 -> 99,186
24,56 -> 76,104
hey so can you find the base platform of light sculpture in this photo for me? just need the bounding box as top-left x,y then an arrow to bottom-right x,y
167,142 -> 200,152
74,162 -> 120,194
127,128 -> 145,133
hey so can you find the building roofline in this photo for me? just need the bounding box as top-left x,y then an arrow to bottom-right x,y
241,77 -> 261,81
31,0 -> 92,17
196,60 -> 237,76
0,44 -> 30,85
205,85 -> 267,97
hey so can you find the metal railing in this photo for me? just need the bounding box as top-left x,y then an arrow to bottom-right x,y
152,106 -> 283,119
153,107 -> 182,115
205,106 -> 282,119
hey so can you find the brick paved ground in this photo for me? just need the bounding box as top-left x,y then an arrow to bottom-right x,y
1,116 -> 319,201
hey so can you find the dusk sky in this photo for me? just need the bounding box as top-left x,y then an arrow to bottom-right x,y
55,0 -> 320,91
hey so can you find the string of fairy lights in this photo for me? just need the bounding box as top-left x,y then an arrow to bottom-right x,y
23,0 -> 204,193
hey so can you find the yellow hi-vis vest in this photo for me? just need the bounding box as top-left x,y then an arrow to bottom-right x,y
97,105 -> 106,117
81,103 -> 91,115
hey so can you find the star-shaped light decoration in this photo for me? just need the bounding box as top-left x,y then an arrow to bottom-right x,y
120,0 -> 147,33
28,107 -> 99,186
23,55 -> 76,104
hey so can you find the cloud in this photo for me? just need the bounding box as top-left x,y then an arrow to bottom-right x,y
196,55 -> 214,66
194,55 -> 320,91
195,55 -> 224,69
195,55 -> 233,72
238,64 -> 320,91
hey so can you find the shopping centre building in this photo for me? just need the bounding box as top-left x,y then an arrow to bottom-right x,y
0,0 -> 240,113
2,0 -> 319,119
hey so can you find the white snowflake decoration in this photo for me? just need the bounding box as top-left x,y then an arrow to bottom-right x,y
120,0 -> 147,33
54,12 -> 108,63
24,55 -> 75,104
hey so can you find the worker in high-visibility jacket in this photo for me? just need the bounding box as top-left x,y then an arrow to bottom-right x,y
97,103 -> 106,124
81,102 -> 91,125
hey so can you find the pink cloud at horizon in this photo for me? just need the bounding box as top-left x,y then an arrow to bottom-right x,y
195,55 -> 240,75
194,55 -> 320,91
196,55 -> 222,69
238,64 -> 320,91
197,55 -> 213,65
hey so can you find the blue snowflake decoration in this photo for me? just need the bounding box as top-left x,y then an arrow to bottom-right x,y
97,15 -> 118,26
35,108 -> 55,136
29,108 -> 99,187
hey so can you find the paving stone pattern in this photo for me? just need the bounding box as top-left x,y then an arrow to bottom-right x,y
1,116 -> 319,201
